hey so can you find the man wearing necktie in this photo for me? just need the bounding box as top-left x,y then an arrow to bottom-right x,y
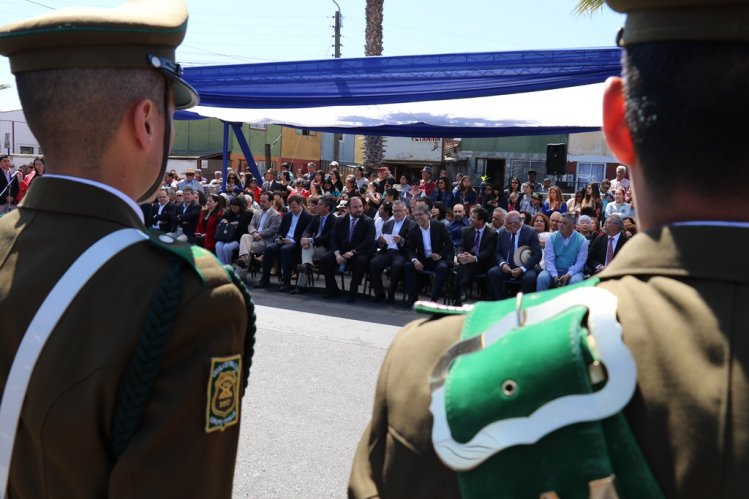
293,194 -> 337,294
369,200 -> 416,303
0,155 -> 20,211
454,206 -> 498,306
587,214 -> 628,274
487,210 -> 542,299
319,196 -> 375,302
174,186 -> 201,243
254,194 -> 313,292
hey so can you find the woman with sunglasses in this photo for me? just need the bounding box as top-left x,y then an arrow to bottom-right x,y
430,177 -> 455,208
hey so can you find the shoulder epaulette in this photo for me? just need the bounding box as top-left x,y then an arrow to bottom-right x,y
146,229 -> 208,284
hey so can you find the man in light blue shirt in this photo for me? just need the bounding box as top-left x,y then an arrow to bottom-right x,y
537,212 -> 588,290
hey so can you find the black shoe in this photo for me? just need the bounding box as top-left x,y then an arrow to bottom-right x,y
322,290 -> 340,299
370,293 -> 386,303
346,293 -> 357,303
236,256 -> 248,268
290,286 -> 304,295
279,285 -> 291,293
254,281 -> 270,289
386,292 -> 396,304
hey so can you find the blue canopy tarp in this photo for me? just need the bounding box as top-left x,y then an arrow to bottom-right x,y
182,48 -> 621,109
176,48 -> 621,138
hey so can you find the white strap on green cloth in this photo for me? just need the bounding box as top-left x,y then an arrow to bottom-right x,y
431,286 -> 636,471
0,228 -> 148,498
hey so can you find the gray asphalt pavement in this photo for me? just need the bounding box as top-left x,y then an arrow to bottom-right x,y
232,287 -> 421,498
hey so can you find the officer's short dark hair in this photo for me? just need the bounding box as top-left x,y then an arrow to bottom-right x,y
17,68 -> 164,169
623,41 -> 749,195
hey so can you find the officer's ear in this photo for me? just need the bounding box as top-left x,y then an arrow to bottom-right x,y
602,76 -> 637,167
130,97 -> 159,152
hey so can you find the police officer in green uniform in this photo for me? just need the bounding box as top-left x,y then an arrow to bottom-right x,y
0,1 -> 255,497
349,1 -> 749,498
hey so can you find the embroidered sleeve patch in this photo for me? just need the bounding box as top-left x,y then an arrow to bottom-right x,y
205,355 -> 242,433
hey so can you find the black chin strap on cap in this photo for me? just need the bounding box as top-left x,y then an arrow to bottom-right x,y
137,78 -> 172,204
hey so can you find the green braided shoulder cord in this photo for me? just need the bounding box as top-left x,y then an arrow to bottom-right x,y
225,264 -> 257,397
111,259 -> 183,459
110,261 -> 257,460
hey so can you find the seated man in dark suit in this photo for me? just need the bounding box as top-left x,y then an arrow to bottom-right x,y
369,200 -> 415,304
487,210 -> 542,299
255,194 -> 313,292
587,214 -> 628,274
292,194 -> 337,294
403,202 -> 454,307
174,186 -> 201,243
454,206 -> 498,305
151,187 -> 176,233
319,196 -> 375,302
0,154 -> 20,212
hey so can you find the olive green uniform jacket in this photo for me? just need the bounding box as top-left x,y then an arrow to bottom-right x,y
0,178 -> 248,498
349,225 -> 749,498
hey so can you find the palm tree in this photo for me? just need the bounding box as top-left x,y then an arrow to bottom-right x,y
363,0 -> 385,170
573,0 -> 605,15
0,84 -> 9,91
358,0 -> 601,170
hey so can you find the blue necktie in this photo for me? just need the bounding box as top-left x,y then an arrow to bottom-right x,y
507,232 -> 516,267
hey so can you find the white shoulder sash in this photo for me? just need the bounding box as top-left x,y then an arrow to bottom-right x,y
0,228 -> 148,498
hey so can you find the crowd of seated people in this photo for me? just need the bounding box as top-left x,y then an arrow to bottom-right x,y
142,164 -> 636,306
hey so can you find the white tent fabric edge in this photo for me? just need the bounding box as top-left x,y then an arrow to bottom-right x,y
187,83 -> 605,131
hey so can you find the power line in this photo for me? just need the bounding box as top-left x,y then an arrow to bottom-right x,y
23,0 -> 54,9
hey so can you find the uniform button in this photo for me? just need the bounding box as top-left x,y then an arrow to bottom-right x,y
159,235 -> 175,244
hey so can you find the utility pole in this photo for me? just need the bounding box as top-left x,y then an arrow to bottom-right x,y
333,7 -> 342,59
332,0 -> 342,163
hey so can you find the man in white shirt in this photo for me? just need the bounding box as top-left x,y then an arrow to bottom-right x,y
0,155 -> 20,210
254,194 -> 312,292
403,203 -> 454,306
369,200 -> 415,303
609,165 -> 631,193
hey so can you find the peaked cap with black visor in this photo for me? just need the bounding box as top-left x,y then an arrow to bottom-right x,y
0,0 -> 200,203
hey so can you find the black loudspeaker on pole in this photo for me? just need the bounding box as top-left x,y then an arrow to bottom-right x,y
546,143 -> 567,176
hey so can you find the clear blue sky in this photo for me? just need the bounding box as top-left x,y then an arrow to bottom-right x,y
0,0 -> 625,111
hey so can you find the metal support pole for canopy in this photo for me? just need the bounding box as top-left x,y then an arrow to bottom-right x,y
221,121 -> 229,192
230,123 -> 262,181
